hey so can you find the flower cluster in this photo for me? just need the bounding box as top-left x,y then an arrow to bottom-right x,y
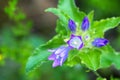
48,17 -> 109,68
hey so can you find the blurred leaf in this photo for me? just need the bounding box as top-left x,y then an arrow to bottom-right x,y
110,76 -> 120,80
97,77 -> 106,80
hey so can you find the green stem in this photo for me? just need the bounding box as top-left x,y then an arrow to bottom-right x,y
93,71 -> 102,78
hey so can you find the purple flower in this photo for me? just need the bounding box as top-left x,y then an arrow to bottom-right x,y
67,34 -> 83,50
48,46 -> 71,67
81,16 -> 89,31
92,38 -> 109,47
68,19 -> 76,33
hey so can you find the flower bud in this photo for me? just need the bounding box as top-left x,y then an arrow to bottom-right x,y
92,38 -> 109,47
81,16 -> 89,31
68,19 -> 76,33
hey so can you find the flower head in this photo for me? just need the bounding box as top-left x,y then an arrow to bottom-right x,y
67,34 -> 83,50
81,16 -> 89,31
92,38 -> 109,47
48,46 -> 71,67
68,19 -> 76,33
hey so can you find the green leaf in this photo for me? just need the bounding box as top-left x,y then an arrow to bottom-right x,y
100,52 -> 120,69
100,45 -> 120,69
45,8 -> 70,35
26,45 -> 51,73
45,8 -> 68,24
87,10 -> 94,27
46,0 -> 86,22
58,0 -> 85,22
56,19 -> 69,35
66,49 -> 81,66
92,17 -> 120,36
45,0 -> 86,35
97,77 -> 106,80
41,34 -> 65,49
79,49 -> 101,71
26,34 -> 65,73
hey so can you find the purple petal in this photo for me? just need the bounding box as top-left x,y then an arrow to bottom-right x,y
77,36 -> 84,49
92,38 -> 109,47
55,46 -> 66,55
68,19 -> 76,33
81,16 -> 89,31
52,59 -> 60,68
67,34 -> 83,50
59,47 -> 71,66
59,46 -> 71,57
48,53 -> 56,60
48,46 -> 71,68
60,53 -> 68,66
48,49 -> 56,52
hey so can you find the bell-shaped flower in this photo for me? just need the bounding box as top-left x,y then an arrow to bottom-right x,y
48,46 -> 71,67
92,38 -> 109,47
67,34 -> 83,50
68,19 -> 76,33
81,16 -> 89,31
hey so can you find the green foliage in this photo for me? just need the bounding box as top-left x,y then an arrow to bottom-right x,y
26,0 -> 120,77
97,77 -> 106,80
0,26 -> 46,79
4,0 -> 32,36
26,46 -> 51,73
41,34 -> 65,49
79,49 -> 101,71
45,0 -> 85,36
92,17 -> 120,36
100,51 -> 120,69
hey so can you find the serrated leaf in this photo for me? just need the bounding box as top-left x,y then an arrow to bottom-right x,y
92,17 -> 120,36
26,45 -> 51,73
79,49 -> 101,71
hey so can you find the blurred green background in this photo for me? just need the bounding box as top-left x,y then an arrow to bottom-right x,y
0,0 -> 120,80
